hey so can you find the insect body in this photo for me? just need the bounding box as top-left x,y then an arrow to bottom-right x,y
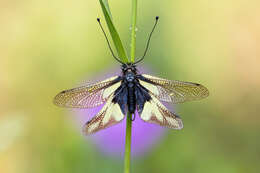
53,17 -> 209,135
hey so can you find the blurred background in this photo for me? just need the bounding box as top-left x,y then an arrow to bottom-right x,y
1,0 -> 260,172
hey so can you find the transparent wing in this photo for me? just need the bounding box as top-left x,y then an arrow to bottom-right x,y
139,94 -> 183,129
138,74 -> 209,104
83,94 -> 125,135
53,76 -> 122,108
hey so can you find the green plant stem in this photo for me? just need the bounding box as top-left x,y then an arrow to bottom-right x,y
99,0 -> 129,63
130,0 -> 137,63
124,1 -> 137,172
124,112 -> 132,173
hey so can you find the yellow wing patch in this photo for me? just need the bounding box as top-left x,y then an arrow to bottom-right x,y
140,95 -> 183,129
140,74 -> 209,103
139,80 -> 172,102
83,95 -> 125,135
53,76 -> 121,108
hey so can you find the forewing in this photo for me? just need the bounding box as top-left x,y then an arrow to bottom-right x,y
139,94 -> 183,129
138,74 -> 209,103
53,76 -> 122,108
83,94 -> 125,135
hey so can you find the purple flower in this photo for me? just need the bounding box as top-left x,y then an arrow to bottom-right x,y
75,107 -> 166,157
72,66 -> 173,157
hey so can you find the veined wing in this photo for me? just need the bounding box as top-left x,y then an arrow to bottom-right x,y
138,74 -> 209,104
83,93 -> 126,135
53,76 -> 122,108
139,94 -> 183,129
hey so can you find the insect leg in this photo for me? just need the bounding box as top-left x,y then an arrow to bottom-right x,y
131,113 -> 136,121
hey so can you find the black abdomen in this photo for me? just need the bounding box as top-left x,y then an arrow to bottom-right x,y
128,83 -> 136,114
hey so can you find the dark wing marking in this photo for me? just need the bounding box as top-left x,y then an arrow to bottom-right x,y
112,84 -> 128,115
53,76 -> 122,108
135,84 -> 152,114
83,93 -> 125,135
138,74 -> 209,103
139,94 -> 183,129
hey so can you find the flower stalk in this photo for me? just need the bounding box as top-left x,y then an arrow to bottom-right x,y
130,0 -> 137,63
124,112 -> 132,173
99,0 -> 138,172
124,0 -> 137,172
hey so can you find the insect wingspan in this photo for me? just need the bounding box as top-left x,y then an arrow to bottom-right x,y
83,94 -> 125,135
139,94 -> 183,129
53,76 -> 122,108
138,74 -> 209,104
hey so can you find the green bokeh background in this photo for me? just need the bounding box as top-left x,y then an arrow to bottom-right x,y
1,0 -> 260,173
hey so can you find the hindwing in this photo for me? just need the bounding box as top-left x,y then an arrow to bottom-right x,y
139,94 -> 183,129
83,90 -> 126,135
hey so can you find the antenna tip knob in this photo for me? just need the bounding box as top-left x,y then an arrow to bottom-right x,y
97,18 -> 100,22
156,16 -> 159,20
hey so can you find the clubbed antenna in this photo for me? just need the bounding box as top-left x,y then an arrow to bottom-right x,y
97,18 -> 124,64
134,16 -> 159,64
